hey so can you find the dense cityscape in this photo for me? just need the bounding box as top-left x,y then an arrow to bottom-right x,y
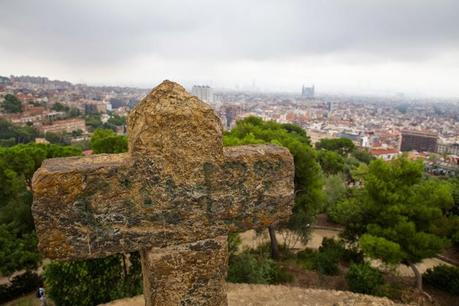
2,75 -> 458,175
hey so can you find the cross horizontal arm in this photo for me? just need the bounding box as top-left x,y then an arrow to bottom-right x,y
32,153 -> 132,259
32,145 -> 294,260
208,144 -> 295,232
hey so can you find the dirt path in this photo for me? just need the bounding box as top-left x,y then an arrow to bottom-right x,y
239,229 -> 452,277
101,283 -> 406,306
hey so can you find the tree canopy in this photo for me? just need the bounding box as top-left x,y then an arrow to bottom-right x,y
0,119 -> 40,147
333,156 -> 452,291
2,94 -> 22,113
316,138 -> 355,156
0,143 -> 82,275
90,128 -> 128,154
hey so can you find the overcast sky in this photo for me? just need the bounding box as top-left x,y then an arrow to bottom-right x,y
1,0 -> 459,97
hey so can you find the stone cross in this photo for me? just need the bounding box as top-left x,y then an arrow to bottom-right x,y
32,81 -> 294,306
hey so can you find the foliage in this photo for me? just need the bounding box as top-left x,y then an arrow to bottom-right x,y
296,248 -> 317,270
2,94 -> 22,113
296,247 -> 341,275
297,238 -> 362,276
228,233 -> 241,258
224,116 -> 323,242
313,250 -> 340,275
44,131 -> 72,145
0,119 -> 39,146
313,238 -> 348,275
51,102 -> 69,112
0,271 -> 42,304
322,173 -> 347,213
85,114 -> 104,131
90,128 -> 128,154
423,265 -> 459,295
432,178 -> 459,247
336,157 -> 452,259
68,107 -> 81,118
0,143 -> 81,275
227,249 -> 292,284
0,224 -> 40,275
0,143 -> 81,200
252,241 -> 295,260
108,114 -> 126,126
317,150 -> 345,175
352,148 -> 375,164
334,157 -> 452,290
374,283 -> 402,300
44,252 -> 142,306
328,197 -> 361,234
315,138 -> 355,156
346,263 -> 384,295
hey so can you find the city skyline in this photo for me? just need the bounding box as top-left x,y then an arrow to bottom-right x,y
1,1 -> 459,97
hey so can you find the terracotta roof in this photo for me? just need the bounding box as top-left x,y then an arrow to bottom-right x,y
370,148 -> 400,155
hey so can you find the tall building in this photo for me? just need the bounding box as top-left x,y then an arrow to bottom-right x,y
192,85 -> 214,104
302,85 -> 315,98
437,143 -> 459,155
400,130 -> 438,152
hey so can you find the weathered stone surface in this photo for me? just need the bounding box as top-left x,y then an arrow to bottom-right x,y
31,80 -> 295,306
100,284 -> 409,306
32,81 -> 294,260
141,236 -> 227,306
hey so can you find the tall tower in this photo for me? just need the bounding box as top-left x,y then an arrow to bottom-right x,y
302,84 -> 315,98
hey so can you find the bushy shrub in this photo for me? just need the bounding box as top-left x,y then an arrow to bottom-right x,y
44,252 -> 142,306
346,263 -> 384,295
315,238 -> 345,275
296,248 -> 317,270
314,251 -> 340,275
319,238 -> 345,257
423,265 -> 459,295
297,239 -> 363,276
374,283 -> 402,300
228,233 -> 241,257
297,239 -> 343,275
227,250 -> 292,284
342,247 -> 364,264
0,271 -> 42,304
253,241 -> 295,259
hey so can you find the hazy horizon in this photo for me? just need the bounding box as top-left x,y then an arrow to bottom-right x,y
1,0 -> 459,98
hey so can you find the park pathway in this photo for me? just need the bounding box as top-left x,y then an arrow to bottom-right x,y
239,228 -> 452,277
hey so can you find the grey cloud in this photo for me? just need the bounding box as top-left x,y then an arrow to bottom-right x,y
1,0 -> 459,65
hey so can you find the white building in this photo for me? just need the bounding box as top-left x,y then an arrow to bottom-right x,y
192,85 -> 214,104
369,148 -> 401,161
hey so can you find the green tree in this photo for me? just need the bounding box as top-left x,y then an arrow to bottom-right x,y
0,119 -> 39,145
0,224 -> 40,275
85,114 -> 104,131
107,114 -> 126,126
51,102 -> 69,112
0,143 -> 82,275
432,177 -> 459,247
90,129 -> 128,154
44,253 -> 142,306
317,150 -> 345,175
346,263 -> 384,295
224,116 -> 323,259
352,148 -> 375,164
68,107 -> 81,118
2,94 -> 22,113
316,138 -> 355,156
44,132 -> 72,145
322,173 -> 347,214
335,157 -> 452,292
